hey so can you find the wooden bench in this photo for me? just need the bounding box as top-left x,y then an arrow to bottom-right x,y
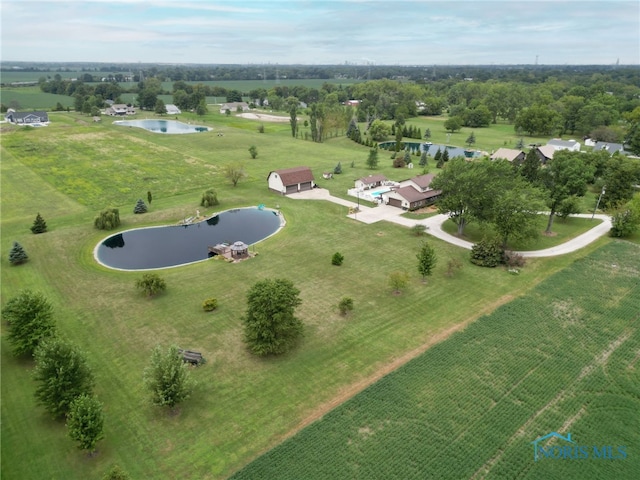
178,349 -> 204,365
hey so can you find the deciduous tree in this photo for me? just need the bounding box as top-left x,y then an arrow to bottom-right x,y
243,278 -> 303,356
94,208 -> 120,230
224,163 -> 246,187
66,394 -> 105,455
416,242 -> 437,283
136,273 -> 167,297
539,151 -> 594,233
3,290 -> 55,356
143,345 -> 195,410
388,271 -> 409,294
33,338 -> 95,418
200,188 -> 219,207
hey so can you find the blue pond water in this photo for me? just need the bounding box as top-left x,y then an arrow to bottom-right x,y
114,119 -> 210,134
378,141 -> 480,158
95,208 -> 282,270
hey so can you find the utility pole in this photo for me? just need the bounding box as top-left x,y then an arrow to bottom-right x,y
592,185 -> 606,219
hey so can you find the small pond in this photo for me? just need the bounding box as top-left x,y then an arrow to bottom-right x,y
95,207 -> 282,270
113,119 -> 210,134
378,141 -> 480,158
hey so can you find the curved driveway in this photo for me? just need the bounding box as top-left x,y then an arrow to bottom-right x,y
289,189 -> 611,258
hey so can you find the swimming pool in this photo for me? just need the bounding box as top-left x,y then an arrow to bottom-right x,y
367,188 -> 391,197
95,207 -> 282,270
114,119 -> 210,134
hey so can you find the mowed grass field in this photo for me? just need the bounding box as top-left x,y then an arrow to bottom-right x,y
0,110 -> 622,479
231,241 -> 640,479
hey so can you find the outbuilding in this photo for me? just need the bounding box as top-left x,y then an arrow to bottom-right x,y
267,166 -> 315,195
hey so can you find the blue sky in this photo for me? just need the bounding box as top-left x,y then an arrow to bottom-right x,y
1,0 -> 638,65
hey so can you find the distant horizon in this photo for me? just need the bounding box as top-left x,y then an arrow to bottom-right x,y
1,1 -> 638,66
2,61 -> 637,68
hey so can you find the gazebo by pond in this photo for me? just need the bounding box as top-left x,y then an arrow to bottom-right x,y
230,241 -> 249,257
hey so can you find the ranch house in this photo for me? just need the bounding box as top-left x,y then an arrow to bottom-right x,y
5,110 -> 49,125
355,174 -> 388,190
105,104 -> 136,116
220,102 -> 250,114
383,186 -> 441,210
268,166 -> 315,195
490,148 -> 525,163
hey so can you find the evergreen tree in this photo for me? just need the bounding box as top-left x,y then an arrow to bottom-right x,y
424,128 -> 432,140
515,138 -> 525,149
334,162 -> 342,174
8,241 -> 29,265
3,289 -> 55,356
434,148 -> 443,168
154,99 -> 167,115
366,148 -> 379,169
66,394 -> 105,454
143,345 -> 195,410
442,149 -> 450,162
419,151 -> 428,167
133,199 -> 148,214
31,213 -> 48,234
466,131 -> 476,147
33,338 -> 95,419
404,150 -> 411,164
147,191 -> 153,204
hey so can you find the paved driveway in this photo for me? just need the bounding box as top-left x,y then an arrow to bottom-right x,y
288,189 -> 611,257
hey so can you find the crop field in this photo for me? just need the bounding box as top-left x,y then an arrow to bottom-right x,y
231,241 -> 640,479
0,86 -> 74,110
0,109 -> 629,480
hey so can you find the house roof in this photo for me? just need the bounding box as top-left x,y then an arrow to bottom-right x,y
392,186 -> 440,203
7,110 -> 48,120
358,174 -> 387,184
270,166 -> 314,186
410,173 -> 435,189
537,145 -> 556,160
593,142 -> 624,153
490,148 -> 524,162
547,138 -> 579,148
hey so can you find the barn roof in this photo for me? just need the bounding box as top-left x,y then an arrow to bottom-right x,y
269,166 -> 314,186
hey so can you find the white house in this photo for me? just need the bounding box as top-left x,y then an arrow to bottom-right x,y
165,104 -> 181,115
220,102 -> 250,114
355,174 -> 388,190
268,166 -> 315,195
403,173 -> 435,192
105,104 -> 135,116
546,138 -> 580,152
5,109 -> 49,125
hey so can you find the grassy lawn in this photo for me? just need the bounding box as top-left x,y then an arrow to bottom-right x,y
441,215 -> 603,251
230,241 -> 640,479
0,110 -> 620,480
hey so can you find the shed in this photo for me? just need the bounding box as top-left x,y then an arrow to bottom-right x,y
355,174 -> 388,190
267,166 -> 315,195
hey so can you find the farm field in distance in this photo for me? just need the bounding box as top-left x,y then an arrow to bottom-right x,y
0,108 -> 637,480
231,241 -> 640,479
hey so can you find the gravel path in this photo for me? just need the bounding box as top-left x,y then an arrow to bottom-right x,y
289,188 -> 611,257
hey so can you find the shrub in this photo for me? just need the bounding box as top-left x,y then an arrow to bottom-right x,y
8,241 -> 29,265
503,250 -> 526,268
470,238 -> 504,268
202,298 -> 218,312
411,224 -> 427,236
133,199 -> 148,214
393,157 -> 406,168
31,213 -> 47,234
257,124 -> 264,133
249,145 -> 258,159
388,270 -> 409,294
200,189 -> 219,208
136,273 -> 167,297
103,465 -> 131,480
331,252 -> 344,266
338,297 -> 354,316
610,208 -> 640,238
94,208 -> 120,230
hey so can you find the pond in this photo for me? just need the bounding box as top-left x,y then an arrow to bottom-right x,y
95,207 -> 283,270
113,119 -> 210,134
378,141 -> 480,158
